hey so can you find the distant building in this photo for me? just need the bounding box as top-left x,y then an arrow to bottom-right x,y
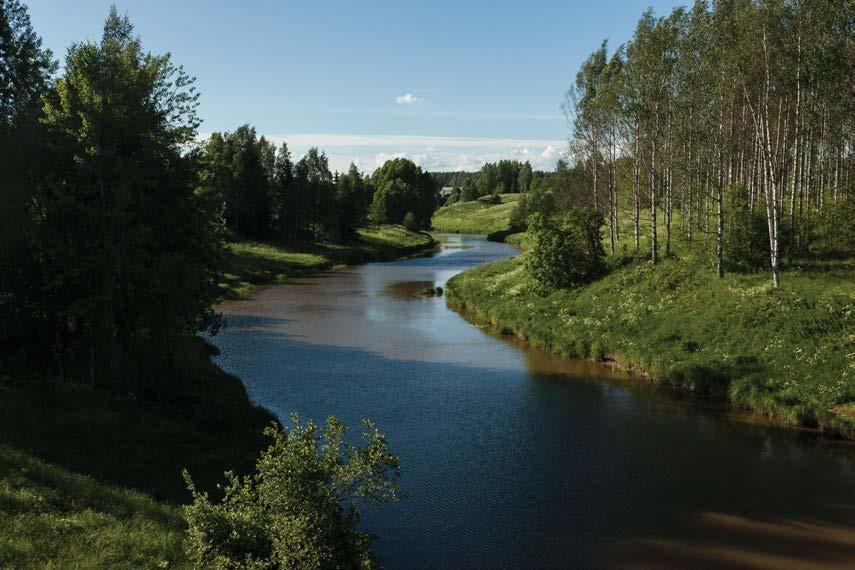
439,186 -> 456,197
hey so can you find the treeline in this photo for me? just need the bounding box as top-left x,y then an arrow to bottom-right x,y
0,3 -> 436,389
560,0 -> 852,286
432,160 -> 551,203
201,128 -> 436,240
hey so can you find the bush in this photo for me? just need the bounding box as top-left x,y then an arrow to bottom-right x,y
724,185 -> 770,271
477,193 -> 501,204
402,211 -> 419,232
183,415 -> 400,569
525,209 -> 606,292
509,194 -> 529,231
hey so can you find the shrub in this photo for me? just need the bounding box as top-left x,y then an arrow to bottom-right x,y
525,209 -> 606,292
183,415 -> 400,569
402,211 -> 419,232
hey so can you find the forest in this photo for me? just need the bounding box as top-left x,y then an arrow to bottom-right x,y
555,0 -> 853,284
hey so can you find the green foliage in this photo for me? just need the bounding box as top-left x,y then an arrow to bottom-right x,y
3,7 -> 223,388
724,184 -> 770,271
525,209 -> 606,292
183,416 -> 400,570
801,199 -> 855,260
508,194 -> 529,231
369,158 -> 436,229
336,163 -> 371,239
402,211 -> 419,232
202,126 -> 274,239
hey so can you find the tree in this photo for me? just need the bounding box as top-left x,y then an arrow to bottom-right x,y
202,125 -> 274,238
336,163 -> 370,238
517,161 -> 533,193
292,147 -> 336,240
32,7 -> 222,386
183,415 -> 400,570
0,0 -> 55,356
369,158 -> 436,228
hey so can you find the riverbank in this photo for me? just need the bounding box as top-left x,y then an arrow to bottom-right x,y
221,225 -> 436,297
0,338 -> 277,568
431,193 -> 520,234
445,252 -> 855,439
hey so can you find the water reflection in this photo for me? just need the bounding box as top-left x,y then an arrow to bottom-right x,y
211,234 -> 855,569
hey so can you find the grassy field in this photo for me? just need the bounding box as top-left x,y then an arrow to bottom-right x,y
222,225 -> 435,297
446,244 -> 855,439
0,339 -> 277,568
431,194 -> 520,234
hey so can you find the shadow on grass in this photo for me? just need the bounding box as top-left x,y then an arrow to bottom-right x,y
0,337 -> 277,504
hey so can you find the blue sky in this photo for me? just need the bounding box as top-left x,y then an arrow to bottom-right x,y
24,0 -> 685,172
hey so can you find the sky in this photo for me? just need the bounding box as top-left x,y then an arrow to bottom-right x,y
24,0 -> 686,173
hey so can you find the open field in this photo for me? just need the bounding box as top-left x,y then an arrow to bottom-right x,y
431,194 -> 520,234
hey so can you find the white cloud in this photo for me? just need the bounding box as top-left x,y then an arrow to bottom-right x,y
540,144 -> 558,160
199,132 -> 567,173
395,93 -> 420,105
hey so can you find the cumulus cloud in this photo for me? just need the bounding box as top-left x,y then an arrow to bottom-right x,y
540,144 -> 558,160
395,93 -> 420,105
202,132 -> 567,173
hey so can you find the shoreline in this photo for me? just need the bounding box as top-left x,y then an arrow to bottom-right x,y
444,254 -> 855,440
220,225 -> 437,298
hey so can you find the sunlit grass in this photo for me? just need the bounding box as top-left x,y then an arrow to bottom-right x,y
446,237 -> 855,438
431,194 -> 520,234
221,225 -> 435,297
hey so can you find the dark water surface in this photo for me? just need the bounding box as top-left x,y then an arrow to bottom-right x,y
211,234 -> 855,569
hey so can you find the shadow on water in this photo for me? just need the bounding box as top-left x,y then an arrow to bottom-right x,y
210,312 -> 855,569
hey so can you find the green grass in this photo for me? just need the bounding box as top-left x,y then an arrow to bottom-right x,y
431,193 -> 520,234
0,446 -> 187,569
0,338 -> 278,568
446,244 -> 855,439
221,225 -> 435,297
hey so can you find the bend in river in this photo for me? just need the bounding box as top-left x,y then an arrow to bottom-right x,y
211,234 -> 855,569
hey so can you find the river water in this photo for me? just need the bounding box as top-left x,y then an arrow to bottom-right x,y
211,234 -> 855,569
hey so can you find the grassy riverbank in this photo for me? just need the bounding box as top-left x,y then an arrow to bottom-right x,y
446,250 -> 855,438
0,339 -> 277,568
431,193 -> 520,234
221,225 -> 436,297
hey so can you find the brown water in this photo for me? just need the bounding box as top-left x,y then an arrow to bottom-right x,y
211,234 -> 855,569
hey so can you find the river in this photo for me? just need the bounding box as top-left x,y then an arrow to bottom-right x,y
211,234 -> 855,569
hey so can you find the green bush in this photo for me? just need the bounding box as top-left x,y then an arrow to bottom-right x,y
525,209 -> 606,292
402,211 -> 419,232
183,415 -> 400,570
